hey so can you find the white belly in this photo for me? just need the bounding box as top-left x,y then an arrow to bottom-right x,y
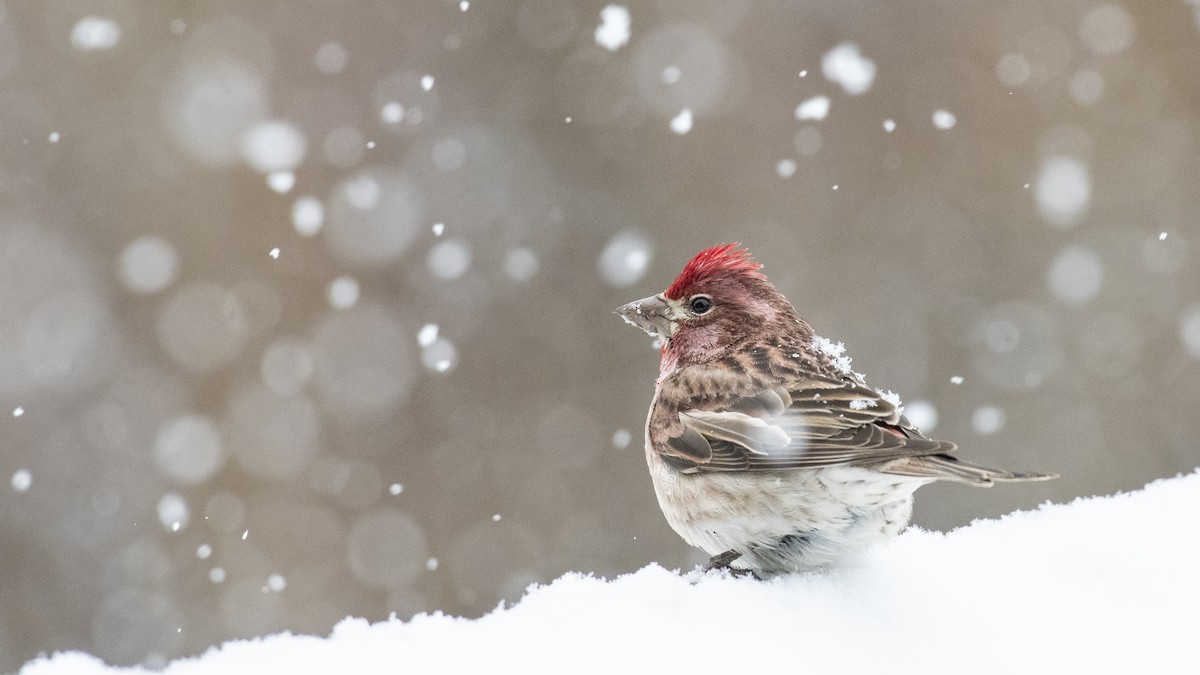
648,453 -> 929,573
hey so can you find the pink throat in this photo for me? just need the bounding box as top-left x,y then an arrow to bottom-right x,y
658,342 -> 679,380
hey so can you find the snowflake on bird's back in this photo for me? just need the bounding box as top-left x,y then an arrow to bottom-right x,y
812,335 -> 865,383
812,336 -> 904,412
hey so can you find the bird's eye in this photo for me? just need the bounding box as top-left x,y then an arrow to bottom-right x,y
690,295 -> 714,314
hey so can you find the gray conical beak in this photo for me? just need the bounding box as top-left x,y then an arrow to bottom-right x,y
615,294 -> 675,339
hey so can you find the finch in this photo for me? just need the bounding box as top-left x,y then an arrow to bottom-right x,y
616,244 -> 1056,574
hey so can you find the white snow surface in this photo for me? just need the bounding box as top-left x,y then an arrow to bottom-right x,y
22,470 -> 1200,674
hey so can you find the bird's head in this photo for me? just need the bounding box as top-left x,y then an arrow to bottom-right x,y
616,244 -> 807,370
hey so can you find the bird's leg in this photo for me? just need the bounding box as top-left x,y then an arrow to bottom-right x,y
702,550 -> 758,578
704,550 -> 742,571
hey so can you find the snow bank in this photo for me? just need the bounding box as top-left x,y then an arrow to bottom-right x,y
24,471 -> 1200,675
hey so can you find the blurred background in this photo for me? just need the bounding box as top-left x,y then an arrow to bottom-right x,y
2,0 -> 1199,669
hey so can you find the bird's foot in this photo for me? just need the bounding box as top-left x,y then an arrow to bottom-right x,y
702,550 -> 759,579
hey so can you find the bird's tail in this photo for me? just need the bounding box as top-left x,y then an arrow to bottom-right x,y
885,454 -> 1059,487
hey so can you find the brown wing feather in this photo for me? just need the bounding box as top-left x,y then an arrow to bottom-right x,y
661,375 -> 952,473
651,347 -> 1056,483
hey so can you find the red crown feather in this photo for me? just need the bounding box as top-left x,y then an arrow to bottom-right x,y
664,243 -> 764,299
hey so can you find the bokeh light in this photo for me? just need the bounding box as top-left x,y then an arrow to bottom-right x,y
162,60 -> 268,167
1035,156 -> 1091,227
1046,244 -> 1103,306
156,282 -> 250,374
240,120 -> 307,173
118,237 -> 179,295
71,17 -> 121,52
260,339 -> 314,397
346,508 -> 428,587
154,415 -> 225,485
326,170 -> 423,266
310,305 -> 415,419
291,196 -> 325,237
225,382 -> 320,481
598,230 -> 652,288
822,43 -> 876,95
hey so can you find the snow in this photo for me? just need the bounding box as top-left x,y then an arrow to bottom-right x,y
1047,244 -> 1103,305
1035,156 -> 1091,227
154,415 -> 223,484
156,493 -> 189,532
1179,304 -> 1200,359
22,470 -> 1200,674
71,17 -> 121,51
1079,4 -> 1135,56
416,324 -> 439,348
902,399 -> 937,431
503,247 -> 539,282
598,230 -> 652,288
1069,69 -> 1105,105
426,239 -> 471,280
812,335 -> 855,376
594,5 -> 631,52
267,171 -> 295,193
610,428 -> 632,449
878,389 -> 902,409
240,121 -> 307,173
10,469 -> 31,492
996,53 -> 1032,87
326,276 -> 360,309
291,196 -> 324,237
419,336 -> 457,373
821,43 -> 875,95
119,237 -> 179,295
380,102 -> 404,124
314,42 -> 348,75
794,95 -> 830,121
971,405 -> 1006,435
931,108 -> 957,129
669,108 -> 692,134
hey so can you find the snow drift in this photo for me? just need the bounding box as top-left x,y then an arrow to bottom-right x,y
23,470 -> 1200,674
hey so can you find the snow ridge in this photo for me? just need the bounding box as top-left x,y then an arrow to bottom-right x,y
21,471 -> 1200,675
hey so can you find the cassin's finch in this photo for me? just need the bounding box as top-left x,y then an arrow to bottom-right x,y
616,244 -> 1056,574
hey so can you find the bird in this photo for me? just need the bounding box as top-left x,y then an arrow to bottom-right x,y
615,243 -> 1057,575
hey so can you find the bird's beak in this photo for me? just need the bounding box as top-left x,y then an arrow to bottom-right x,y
615,294 -> 676,339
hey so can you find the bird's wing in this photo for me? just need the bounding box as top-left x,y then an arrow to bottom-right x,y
662,374 -> 959,474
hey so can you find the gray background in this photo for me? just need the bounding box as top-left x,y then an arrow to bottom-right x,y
2,0 -> 1198,670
